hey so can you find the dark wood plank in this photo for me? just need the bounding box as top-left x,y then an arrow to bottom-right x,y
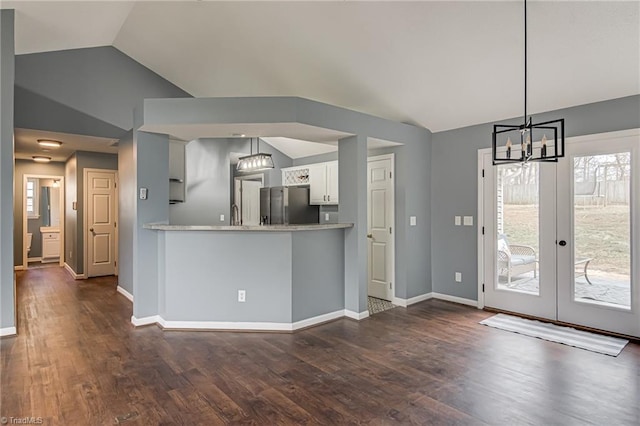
2,265 -> 639,424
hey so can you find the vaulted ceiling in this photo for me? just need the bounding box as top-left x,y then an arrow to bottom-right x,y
4,1 -> 639,133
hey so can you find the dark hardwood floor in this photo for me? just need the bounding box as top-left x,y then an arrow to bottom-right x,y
2,266 -> 640,425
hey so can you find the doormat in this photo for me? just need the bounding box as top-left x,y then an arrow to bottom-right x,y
480,313 -> 629,356
368,297 -> 396,315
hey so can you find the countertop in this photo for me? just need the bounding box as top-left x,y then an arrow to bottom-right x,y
143,223 -> 353,232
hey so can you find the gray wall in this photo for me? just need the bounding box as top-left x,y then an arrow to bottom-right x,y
431,95 -> 640,301
171,138 -> 293,225
117,131 -> 134,294
15,46 -> 190,131
65,151 -> 118,275
13,160 -> 65,266
0,10 -> 15,330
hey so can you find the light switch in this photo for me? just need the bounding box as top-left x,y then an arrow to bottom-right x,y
139,188 -> 148,200
325,213 -> 330,222
410,216 -> 417,226
463,216 -> 473,226
220,214 -> 225,222
455,272 -> 462,282
454,216 -> 461,226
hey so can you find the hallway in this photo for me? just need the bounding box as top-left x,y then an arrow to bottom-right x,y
2,267 -> 640,424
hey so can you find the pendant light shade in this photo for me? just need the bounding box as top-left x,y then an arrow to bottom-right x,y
492,0 -> 565,165
236,137 -> 274,172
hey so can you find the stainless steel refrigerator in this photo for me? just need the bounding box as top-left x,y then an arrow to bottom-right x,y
260,186 -> 319,225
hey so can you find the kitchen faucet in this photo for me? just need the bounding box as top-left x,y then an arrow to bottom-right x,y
231,204 -> 240,226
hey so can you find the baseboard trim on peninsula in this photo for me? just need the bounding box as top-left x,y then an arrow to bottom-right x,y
344,309 -> 370,320
131,315 -> 161,327
116,286 -> 133,302
64,263 -> 86,280
0,327 -> 17,337
131,309 -> 366,332
393,292 -> 478,308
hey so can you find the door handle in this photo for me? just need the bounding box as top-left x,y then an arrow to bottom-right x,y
90,228 -> 94,232
558,240 -> 567,246
324,195 -> 326,201
328,195 -> 330,202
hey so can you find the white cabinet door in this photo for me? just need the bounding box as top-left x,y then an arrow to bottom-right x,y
42,233 -> 60,258
309,164 -> 327,204
326,161 -> 339,204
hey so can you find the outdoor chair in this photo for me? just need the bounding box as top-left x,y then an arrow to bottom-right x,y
497,234 -> 537,284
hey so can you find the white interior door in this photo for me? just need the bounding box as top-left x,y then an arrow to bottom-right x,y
241,180 -> 262,226
367,156 -> 394,301
482,152 -> 557,320
86,170 -> 117,277
557,134 -> 640,337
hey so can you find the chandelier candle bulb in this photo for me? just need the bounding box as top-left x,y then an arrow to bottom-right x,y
506,137 -> 512,158
541,134 -> 548,157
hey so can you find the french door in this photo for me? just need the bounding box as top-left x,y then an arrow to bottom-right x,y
481,130 -> 640,337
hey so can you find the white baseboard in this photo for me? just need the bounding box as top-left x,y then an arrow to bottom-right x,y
116,286 -> 133,302
344,309 -> 370,320
131,309 -> 363,331
0,327 -> 17,337
131,315 -> 161,327
292,309 -> 345,331
28,256 -> 42,263
431,292 -> 478,307
64,262 -> 86,280
14,265 -> 24,271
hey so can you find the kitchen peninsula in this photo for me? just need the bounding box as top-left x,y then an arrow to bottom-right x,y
140,223 -> 353,331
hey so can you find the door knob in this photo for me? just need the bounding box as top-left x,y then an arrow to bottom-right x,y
90,228 -> 94,232
558,240 -> 567,246
367,234 -> 373,239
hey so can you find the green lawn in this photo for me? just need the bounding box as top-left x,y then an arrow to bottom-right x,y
503,204 -> 630,275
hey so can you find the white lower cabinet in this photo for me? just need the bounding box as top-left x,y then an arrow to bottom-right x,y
42,231 -> 60,259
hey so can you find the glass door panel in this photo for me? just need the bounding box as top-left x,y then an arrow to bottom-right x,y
482,153 -> 556,320
573,153 -> 631,309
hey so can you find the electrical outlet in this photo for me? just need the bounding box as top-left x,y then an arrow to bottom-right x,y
238,290 -> 246,302
455,216 -> 461,226
69,251 -> 72,259
220,214 -> 225,222
325,213 -> 330,222
410,216 -> 417,226
455,272 -> 462,282
463,216 -> 473,226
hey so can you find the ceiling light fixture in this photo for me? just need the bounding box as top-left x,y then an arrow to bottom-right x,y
236,137 -> 274,172
492,0 -> 564,165
37,139 -> 63,148
32,156 -> 52,163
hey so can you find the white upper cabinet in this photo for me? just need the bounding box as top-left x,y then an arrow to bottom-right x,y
282,160 -> 338,205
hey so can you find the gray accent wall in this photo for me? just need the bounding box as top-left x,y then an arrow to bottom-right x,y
431,95 -> 640,301
65,154 -> 77,272
13,160 -> 65,266
15,46 -> 190,131
1,9 -> 15,330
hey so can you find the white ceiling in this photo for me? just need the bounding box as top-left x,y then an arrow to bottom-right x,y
4,1 -> 639,134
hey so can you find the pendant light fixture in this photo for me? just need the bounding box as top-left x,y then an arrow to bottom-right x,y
236,137 -> 274,172
492,0 -> 565,165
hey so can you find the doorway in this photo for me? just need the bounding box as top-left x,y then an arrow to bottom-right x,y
479,129 -> 640,337
234,174 -> 264,226
22,174 -> 65,270
367,154 -> 395,303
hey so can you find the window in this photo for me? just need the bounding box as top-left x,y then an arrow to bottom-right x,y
26,178 -> 39,218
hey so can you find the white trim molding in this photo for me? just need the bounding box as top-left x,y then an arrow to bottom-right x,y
64,262 -> 86,280
431,292 -> 478,307
14,265 -> 24,271
292,310 -> 345,331
116,286 -> 133,302
344,309 -> 370,320
131,315 -> 161,327
393,292 -> 432,307
0,327 -> 17,337
131,309 -> 365,331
